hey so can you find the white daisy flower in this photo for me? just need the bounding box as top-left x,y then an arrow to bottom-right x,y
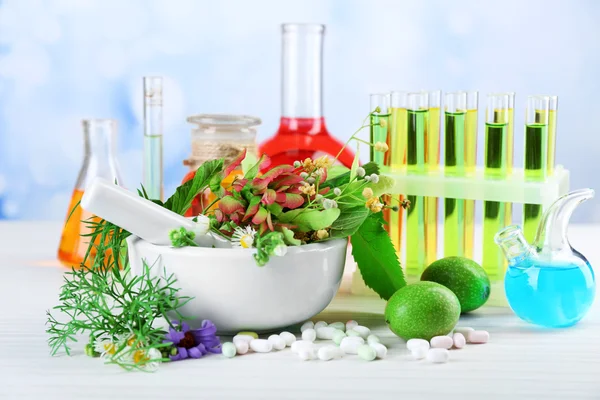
231,226 -> 257,249
94,335 -> 118,358
132,348 -> 162,372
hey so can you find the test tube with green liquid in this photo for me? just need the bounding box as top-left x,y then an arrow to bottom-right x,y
463,91 -> 478,259
443,92 -> 467,257
482,93 -> 509,281
504,92 -> 515,227
523,95 -> 550,242
425,90 -> 441,265
370,93 -> 391,165
387,91 -> 409,253
406,91 -> 428,276
547,96 -> 558,175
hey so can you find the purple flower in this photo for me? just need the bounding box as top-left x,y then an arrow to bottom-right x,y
164,320 -> 222,361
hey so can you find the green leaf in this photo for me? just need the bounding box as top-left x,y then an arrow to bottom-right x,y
241,151 -> 258,176
350,212 -> 406,300
267,202 -> 283,217
329,204 -> 369,238
349,144 -> 360,182
277,208 -> 341,232
245,154 -> 268,180
281,227 -> 301,246
328,165 -> 350,179
321,161 -> 379,189
369,175 -> 395,197
164,159 -> 224,215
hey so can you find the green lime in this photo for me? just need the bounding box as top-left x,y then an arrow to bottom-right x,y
384,281 -> 461,341
421,256 -> 491,313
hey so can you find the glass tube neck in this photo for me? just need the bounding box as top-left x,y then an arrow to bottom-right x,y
281,23 -> 325,118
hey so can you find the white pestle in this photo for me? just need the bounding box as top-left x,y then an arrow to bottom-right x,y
81,177 -> 214,247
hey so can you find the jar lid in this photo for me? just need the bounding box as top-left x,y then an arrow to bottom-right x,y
186,114 -> 261,128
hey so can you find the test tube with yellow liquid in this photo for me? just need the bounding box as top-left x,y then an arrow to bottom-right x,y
370,94 -> 391,165
547,96 -> 558,175
405,92 -> 429,276
387,91 -> 408,253
523,95 -> 550,242
463,91 -> 478,258
482,93 -> 509,281
425,90 -> 441,265
504,92 -> 515,227
443,92 -> 467,257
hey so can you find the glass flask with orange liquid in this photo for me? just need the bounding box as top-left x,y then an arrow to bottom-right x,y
181,114 -> 260,217
259,24 -> 355,168
57,119 -> 124,268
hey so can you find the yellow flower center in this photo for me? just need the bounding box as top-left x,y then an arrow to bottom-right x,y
103,342 -> 116,355
240,234 -> 253,249
133,350 -> 148,365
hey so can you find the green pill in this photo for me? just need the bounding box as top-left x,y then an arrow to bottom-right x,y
222,342 -> 236,358
357,344 -> 376,361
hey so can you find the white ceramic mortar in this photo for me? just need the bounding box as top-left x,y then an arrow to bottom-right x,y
126,236 -> 348,334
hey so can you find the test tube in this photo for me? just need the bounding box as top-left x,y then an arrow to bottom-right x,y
482,93 -> 509,281
547,96 -> 558,176
443,92 -> 467,257
463,91 -> 478,259
143,76 -> 164,201
425,90 -> 441,265
405,91 -> 428,276
388,91 -> 409,253
504,92 -> 515,227
523,95 -> 550,242
370,93 -> 391,165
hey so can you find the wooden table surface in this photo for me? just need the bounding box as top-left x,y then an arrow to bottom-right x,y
1,222 -> 599,400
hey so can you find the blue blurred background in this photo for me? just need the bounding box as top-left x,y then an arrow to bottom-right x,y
0,0 -> 598,221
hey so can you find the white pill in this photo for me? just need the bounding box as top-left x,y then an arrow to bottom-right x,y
300,321 -> 314,332
411,346 -> 428,360
314,321 -> 328,330
427,348 -> 450,363
406,338 -> 430,351
249,339 -> 272,353
234,340 -> 249,355
279,331 -> 296,347
468,330 -> 489,344
370,342 -> 387,359
353,325 -> 371,339
268,334 -> 286,350
452,333 -> 466,349
291,340 -> 314,354
454,327 -> 474,337
340,336 -> 365,354
367,334 -> 380,345
329,322 -> 345,331
317,345 -> 344,361
298,348 -> 316,361
430,335 -> 453,349
346,320 -> 358,331
302,328 -> 317,342
316,326 -> 338,340
233,334 -> 254,345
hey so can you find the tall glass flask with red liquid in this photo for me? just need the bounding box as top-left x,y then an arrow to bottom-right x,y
260,24 -> 354,167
